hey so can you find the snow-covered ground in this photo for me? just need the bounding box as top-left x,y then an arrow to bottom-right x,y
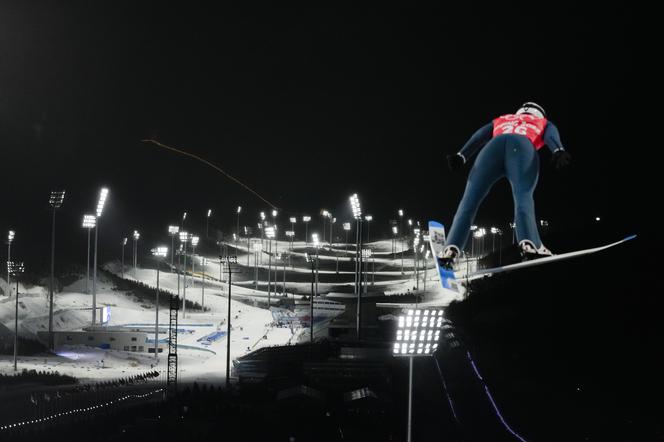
0,236 -> 461,386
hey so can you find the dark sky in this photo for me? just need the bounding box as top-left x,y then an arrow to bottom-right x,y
0,3 -> 641,267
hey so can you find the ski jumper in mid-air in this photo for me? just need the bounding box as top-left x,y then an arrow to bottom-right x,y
440,102 -> 571,267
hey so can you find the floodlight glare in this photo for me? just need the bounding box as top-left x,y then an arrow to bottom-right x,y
168,225 -> 179,234
408,219 -> 413,226
398,209 -> 403,217
289,217 -> 297,223
191,236 -> 199,246
343,222 -> 351,231
286,230 -> 294,237
393,308 -> 444,356
392,226 -> 398,235
265,226 -> 275,239
272,210 -> 278,217
96,188 -> 109,217
82,214 -> 96,229
260,211 -> 266,220
302,216 -> 311,222
322,210 -> 329,217
365,215 -> 373,222
133,230 -> 140,240
151,247 -> 168,257
8,230 -> 15,243
207,209 -> 212,217
312,233 -> 320,247
123,237 -> 127,246
349,194 -> 362,219
179,231 -> 189,242
237,206 -> 242,214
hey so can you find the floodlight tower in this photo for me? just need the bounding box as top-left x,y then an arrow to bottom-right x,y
182,211 -> 187,229
259,212 -> 266,261
236,206 -> 242,250
364,215 -> 373,244
392,226 -> 398,255
349,193 -> 364,339
121,237 -> 127,279
330,216 -> 336,247
343,222 -> 351,254
82,215 -> 96,293
393,308 -> 444,442
191,236 -> 200,292
179,231 -> 189,318
132,230 -> 140,276
92,187 -> 108,326
206,209 -> 212,238
321,210 -> 329,246
168,226 -> 179,267
302,216 -> 311,246
151,246 -> 168,359
289,217 -> 296,246
6,230 -> 15,298
47,190 -> 65,349
8,261 -> 25,371
265,226 -> 275,306
285,231 -> 294,266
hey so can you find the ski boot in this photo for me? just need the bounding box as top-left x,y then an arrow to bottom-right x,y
438,245 -> 460,269
519,240 -> 553,261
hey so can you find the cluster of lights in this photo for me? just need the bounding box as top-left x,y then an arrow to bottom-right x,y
96,188 -> 109,217
392,226 -> 398,235
343,222 -> 351,231
179,231 -> 189,242
0,388 -> 164,432
168,225 -> 179,235
302,216 -> 311,222
285,230 -> 294,238
365,215 -> 373,222
349,194 -> 362,219
473,228 -> 487,238
191,236 -> 199,247
265,226 -> 275,239
361,248 -> 372,259
8,230 -> 15,244
237,206 -> 242,214
312,233 -> 320,247
82,215 -> 96,229
49,190 -> 66,208
7,261 -> 25,276
289,217 -> 296,224
260,212 -> 266,221
133,230 -> 140,240
151,247 -> 168,257
393,309 -> 444,356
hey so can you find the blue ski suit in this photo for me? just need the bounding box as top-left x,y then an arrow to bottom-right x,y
445,120 -> 565,252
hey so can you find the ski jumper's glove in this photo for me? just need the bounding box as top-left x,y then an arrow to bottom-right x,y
447,153 -> 465,172
551,150 -> 571,170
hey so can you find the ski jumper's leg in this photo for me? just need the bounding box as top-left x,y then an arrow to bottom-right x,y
505,135 -> 543,248
446,137 -> 506,251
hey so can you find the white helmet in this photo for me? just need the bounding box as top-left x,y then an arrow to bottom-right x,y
516,102 -> 546,119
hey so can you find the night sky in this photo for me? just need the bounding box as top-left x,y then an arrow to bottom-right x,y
0,3 -> 642,267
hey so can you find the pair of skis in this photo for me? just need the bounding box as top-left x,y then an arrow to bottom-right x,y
428,220 -> 636,293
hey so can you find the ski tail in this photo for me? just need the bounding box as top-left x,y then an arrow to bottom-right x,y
428,221 -> 460,293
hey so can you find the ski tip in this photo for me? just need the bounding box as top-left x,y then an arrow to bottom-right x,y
428,220 -> 444,228
623,234 -> 637,242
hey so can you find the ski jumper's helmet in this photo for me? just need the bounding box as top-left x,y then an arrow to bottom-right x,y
516,102 -> 546,119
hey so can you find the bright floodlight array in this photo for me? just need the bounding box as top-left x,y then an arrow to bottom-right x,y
289,217 -> 296,223
365,215 -> 373,222
151,247 -> 168,257
473,228 -> 486,238
265,226 -> 275,239
260,212 -> 266,221
272,210 -> 278,217
285,230 -> 294,238
393,309 -> 444,356
312,233 -> 320,247
123,237 -> 127,246
191,236 -> 199,247
302,216 -> 311,222
49,190 -> 66,208
168,225 -> 179,235
207,209 -> 212,218
8,230 -> 15,244
179,231 -> 189,242
82,215 -> 96,229
343,222 -> 351,231
237,206 -> 242,214
349,194 -> 362,219
133,230 -> 140,240
96,188 -> 109,217
7,261 -> 25,276
392,226 -> 398,235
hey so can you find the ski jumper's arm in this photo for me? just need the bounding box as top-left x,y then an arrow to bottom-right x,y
543,121 -> 565,153
457,122 -> 493,163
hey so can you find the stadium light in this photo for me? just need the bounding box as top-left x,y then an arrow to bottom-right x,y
393,308 -> 444,442
92,188 -> 108,326
150,246 -> 168,360
206,209 -> 212,238
48,189 -> 67,347
121,237 -> 127,279
168,226 -> 179,267
302,216 -> 311,245
179,231 -> 189,318
8,260 -> 25,371
82,215 -> 96,294
236,206 -> 242,248
132,230 -> 140,277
